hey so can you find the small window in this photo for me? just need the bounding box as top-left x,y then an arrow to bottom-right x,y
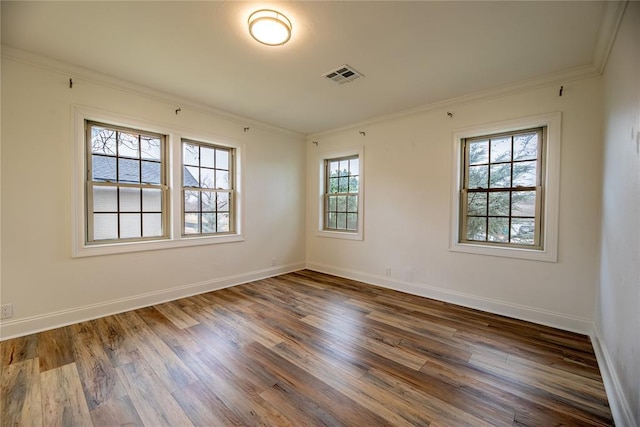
324,155 -> 360,232
460,127 -> 545,248
182,139 -> 235,236
86,121 -> 168,243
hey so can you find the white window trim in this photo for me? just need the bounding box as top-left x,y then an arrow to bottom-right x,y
316,146 -> 364,241
449,112 -> 561,262
72,106 -> 244,257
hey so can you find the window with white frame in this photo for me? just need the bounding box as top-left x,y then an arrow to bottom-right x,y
182,139 -> 234,236
461,127 -> 544,248
75,108 -> 243,257
317,147 -> 364,240
450,113 -> 561,262
86,121 -> 168,243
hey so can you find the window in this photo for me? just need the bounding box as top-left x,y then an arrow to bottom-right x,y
86,121 -> 168,243
461,127 -> 544,248
74,107 -> 243,257
450,113 -> 561,262
317,146 -> 364,240
324,155 -> 360,231
182,140 -> 234,235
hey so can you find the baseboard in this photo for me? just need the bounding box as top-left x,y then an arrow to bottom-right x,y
0,263 -> 305,340
306,262 -> 593,335
591,329 -> 638,427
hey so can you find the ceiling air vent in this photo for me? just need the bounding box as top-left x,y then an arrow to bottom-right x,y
323,64 -> 364,85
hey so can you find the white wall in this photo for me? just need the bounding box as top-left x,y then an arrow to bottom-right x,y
306,76 -> 604,333
0,53 -> 306,338
597,2 -> 640,425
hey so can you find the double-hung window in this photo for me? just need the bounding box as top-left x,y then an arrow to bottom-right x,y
86,121 -> 168,243
182,139 -> 234,235
461,127 -> 544,247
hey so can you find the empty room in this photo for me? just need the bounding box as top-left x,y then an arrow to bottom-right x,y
1,1 -> 638,426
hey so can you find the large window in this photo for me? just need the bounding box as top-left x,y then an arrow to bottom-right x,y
182,140 -> 234,235
74,108 -> 243,257
86,121 -> 168,243
461,127 -> 544,248
450,113 -> 561,262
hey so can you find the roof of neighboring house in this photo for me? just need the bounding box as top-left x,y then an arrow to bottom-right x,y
92,155 -> 199,187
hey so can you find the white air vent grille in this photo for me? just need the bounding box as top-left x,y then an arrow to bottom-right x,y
323,64 -> 364,85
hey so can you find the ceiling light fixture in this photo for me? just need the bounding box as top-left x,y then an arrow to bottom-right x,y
248,9 -> 292,46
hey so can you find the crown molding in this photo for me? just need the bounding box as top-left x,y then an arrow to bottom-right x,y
1,45 -> 306,139
592,0 -> 629,74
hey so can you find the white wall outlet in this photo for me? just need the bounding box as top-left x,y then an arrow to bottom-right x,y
1,303 -> 13,319
385,267 -> 391,277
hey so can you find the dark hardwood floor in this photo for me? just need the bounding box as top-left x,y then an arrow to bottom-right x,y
1,270 -> 613,426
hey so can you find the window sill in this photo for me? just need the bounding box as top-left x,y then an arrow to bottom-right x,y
317,229 -> 363,241
449,241 -> 557,262
73,233 -> 244,257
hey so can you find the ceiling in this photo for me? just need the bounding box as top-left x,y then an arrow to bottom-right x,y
1,1 -> 610,135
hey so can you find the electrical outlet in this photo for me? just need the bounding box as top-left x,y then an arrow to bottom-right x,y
1,303 -> 13,319
385,267 -> 391,277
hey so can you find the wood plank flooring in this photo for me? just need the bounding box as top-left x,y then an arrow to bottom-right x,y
1,270 -> 613,426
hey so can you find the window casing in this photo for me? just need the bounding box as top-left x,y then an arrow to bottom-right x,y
182,139 -> 235,236
460,127 -> 545,248
86,121 -> 169,243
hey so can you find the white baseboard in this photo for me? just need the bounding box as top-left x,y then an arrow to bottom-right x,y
0,263 -> 305,340
591,329 -> 638,427
305,262 -> 593,335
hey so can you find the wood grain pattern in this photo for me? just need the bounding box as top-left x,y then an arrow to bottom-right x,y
0,270 -> 614,426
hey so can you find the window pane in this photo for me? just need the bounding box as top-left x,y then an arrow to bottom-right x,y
328,177 -> 339,194
339,160 -> 349,174
200,147 -> 215,168
141,161 -> 161,184
328,196 -> 337,212
489,164 -> 511,188
184,191 -> 200,212
185,166 -> 199,187
511,219 -> 535,245
201,191 -> 216,212
469,140 -> 488,165
118,132 -> 139,158
93,186 -> 117,212
142,213 -> 162,237
201,168 -> 215,188
92,155 -> 116,182
488,192 -> 510,216
91,127 -> 116,155
513,161 -> 537,187
120,188 -> 140,212
118,158 -> 140,183
216,149 -> 229,170
349,158 -> 359,175
328,161 -> 340,176
216,170 -> 229,189
466,217 -> 486,241
217,213 -> 230,232
140,137 -> 161,160
468,165 -> 488,189
202,213 -> 216,233
350,176 -> 359,193
183,143 -> 199,166
338,177 -> 349,193
513,133 -> 538,161
512,191 -> 536,217
467,192 -> 487,216
347,213 -> 358,231
94,213 -> 118,240
217,192 -> 229,211
142,188 -> 162,212
337,196 -> 347,212
488,217 -> 509,242
336,213 -> 347,229
490,137 -> 511,163
120,213 -> 141,238
327,212 -> 337,229
347,195 -> 358,212
184,213 -> 199,234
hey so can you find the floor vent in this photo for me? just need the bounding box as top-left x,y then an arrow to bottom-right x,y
323,64 -> 364,85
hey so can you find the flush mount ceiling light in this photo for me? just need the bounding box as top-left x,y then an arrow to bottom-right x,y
248,9 -> 292,46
